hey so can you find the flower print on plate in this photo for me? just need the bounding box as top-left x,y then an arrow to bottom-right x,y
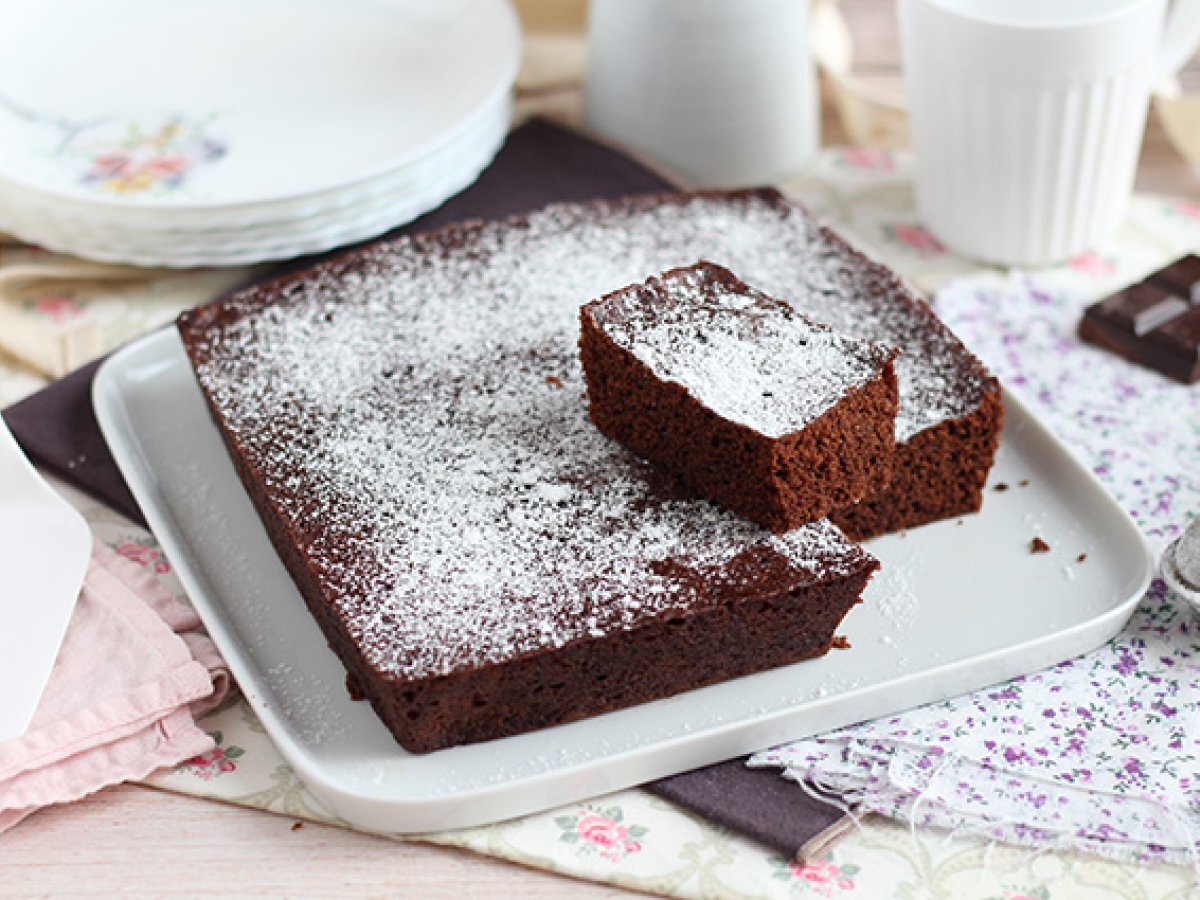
0,93 -> 229,200
74,116 -> 227,197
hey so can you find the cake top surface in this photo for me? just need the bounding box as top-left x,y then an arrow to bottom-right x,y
585,261 -> 898,439
180,189 -> 989,682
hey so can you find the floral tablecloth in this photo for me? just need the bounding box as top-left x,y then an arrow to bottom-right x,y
752,268 -> 1200,866
5,149 -> 1200,898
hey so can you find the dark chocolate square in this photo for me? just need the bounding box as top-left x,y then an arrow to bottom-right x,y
1147,306 -> 1200,359
1149,253 -> 1200,304
1078,254 -> 1200,384
1100,283 -> 1189,336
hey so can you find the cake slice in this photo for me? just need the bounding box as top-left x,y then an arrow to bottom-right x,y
581,262 -> 900,532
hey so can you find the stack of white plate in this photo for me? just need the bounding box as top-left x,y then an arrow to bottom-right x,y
0,0 -> 520,267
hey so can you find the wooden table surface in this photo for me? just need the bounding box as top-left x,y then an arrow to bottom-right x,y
3,5 -> 1198,897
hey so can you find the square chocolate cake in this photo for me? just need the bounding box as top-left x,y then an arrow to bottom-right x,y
581,261 -> 900,532
178,189 -> 1000,752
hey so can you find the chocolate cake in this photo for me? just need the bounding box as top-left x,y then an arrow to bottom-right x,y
580,261 -> 900,532
178,188 -> 1000,752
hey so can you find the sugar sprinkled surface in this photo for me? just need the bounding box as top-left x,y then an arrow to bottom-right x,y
182,191 -> 986,682
591,262 -> 896,439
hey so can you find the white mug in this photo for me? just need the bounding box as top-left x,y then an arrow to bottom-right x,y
900,0 -> 1200,266
583,0 -> 819,187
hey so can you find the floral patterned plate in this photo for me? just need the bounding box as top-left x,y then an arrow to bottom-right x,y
0,0 -> 520,209
93,328 -> 1153,833
0,94 -> 510,267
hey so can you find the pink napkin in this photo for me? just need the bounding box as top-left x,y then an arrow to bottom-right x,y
0,540 -> 231,831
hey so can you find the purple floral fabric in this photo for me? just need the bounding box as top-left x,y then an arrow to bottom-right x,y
750,273 -> 1200,866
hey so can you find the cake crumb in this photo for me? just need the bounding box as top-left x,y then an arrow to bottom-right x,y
1019,479 -> 1030,487
545,375 -> 564,389
831,635 -> 852,649
1076,553 -> 1087,563
290,821 -> 304,832
1030,537 -> 1051,554
993,482 -> 1009,492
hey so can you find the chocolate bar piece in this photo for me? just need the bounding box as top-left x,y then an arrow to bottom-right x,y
1149,253 -> 1200,303
1079,254 -> 1200,384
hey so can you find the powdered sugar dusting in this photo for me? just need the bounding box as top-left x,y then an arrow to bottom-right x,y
593,262 -> 896,439
184,191 -> 985,681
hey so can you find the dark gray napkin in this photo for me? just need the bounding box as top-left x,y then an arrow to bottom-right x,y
648,760 -> 852,860
3,358 -> 141,524
2,117 -> 851,859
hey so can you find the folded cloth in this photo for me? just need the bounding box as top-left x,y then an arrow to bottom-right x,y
0,540 -> 231,832
648,759 -> 853,861
3,361 -> 144,525
753,582 -> 1200,866
752,273 -> 1200,867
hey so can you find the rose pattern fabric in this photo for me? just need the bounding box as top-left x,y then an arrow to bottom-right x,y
183,730 -> 244,781
771,857 -> 860,896
555,805 -> 647,862
882,222 -> 946,257
114,538 -> 172,574
751,273 -> 1200,867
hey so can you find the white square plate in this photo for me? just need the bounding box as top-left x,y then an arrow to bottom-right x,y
94,328 -> 1153,832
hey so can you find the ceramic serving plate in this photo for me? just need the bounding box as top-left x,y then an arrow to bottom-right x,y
94,328 -> 1153,832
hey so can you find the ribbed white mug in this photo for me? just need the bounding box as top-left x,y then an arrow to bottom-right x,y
901,0 -> 1200,266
